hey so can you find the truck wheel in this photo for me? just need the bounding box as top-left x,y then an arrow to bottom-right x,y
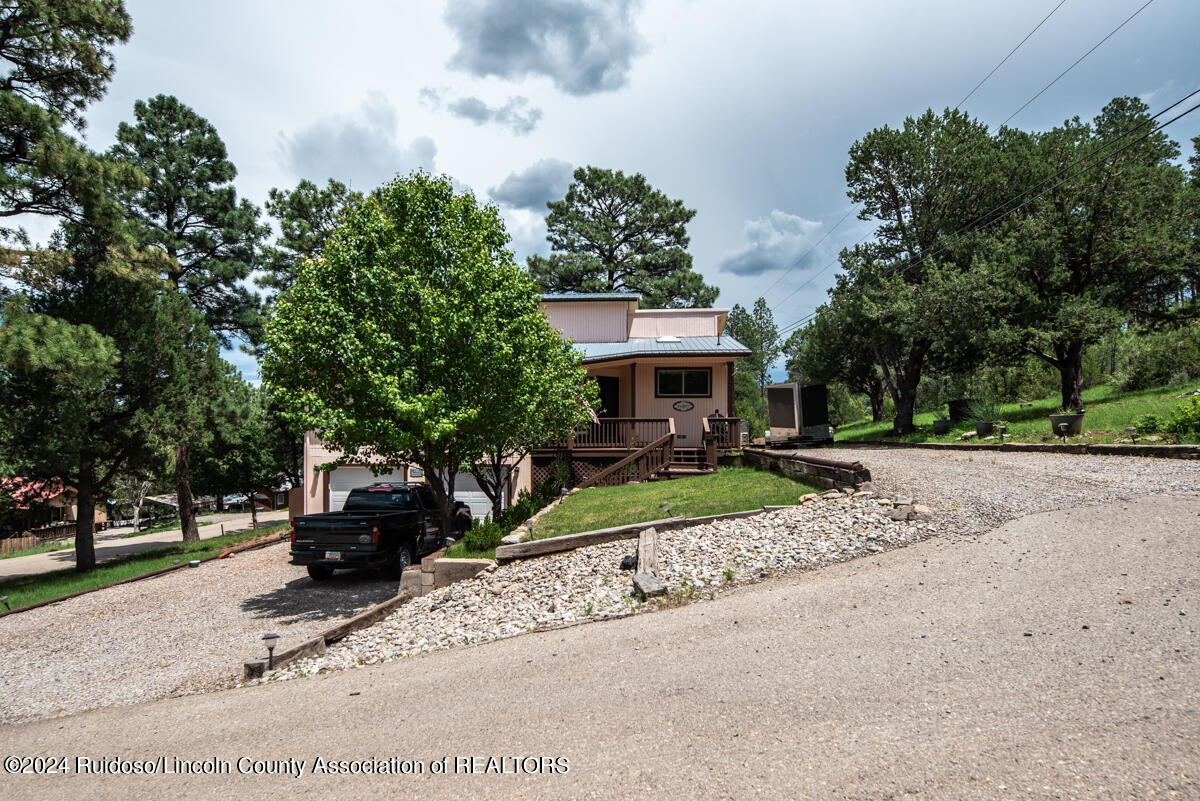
307,564 -> 334,581
386,545 -> 414,579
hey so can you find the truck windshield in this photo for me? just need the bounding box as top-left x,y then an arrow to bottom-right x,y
343,488 -> 418,511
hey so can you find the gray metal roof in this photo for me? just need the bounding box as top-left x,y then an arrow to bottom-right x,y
574,336 -> 751,363
539,292 -> 641,302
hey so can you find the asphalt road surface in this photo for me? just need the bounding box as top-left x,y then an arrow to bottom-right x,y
7,495 -> 1198,800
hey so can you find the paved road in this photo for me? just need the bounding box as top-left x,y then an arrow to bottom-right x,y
8,495 -> 1198,800
0,509 -> 290,581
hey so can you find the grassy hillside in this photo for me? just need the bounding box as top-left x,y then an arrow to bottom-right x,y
833,384 -> 1200,444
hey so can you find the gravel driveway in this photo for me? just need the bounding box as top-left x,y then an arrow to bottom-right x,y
839,446 -> 1200,536
269,449 -> 1200,681
0,542 -> 398,724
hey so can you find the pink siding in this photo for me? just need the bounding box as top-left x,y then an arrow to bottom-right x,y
628,360 -> 730,443
628,309 -> 724,338
540,301 -> 630,343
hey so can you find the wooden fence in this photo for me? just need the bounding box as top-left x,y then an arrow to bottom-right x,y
1,535 -> 39,555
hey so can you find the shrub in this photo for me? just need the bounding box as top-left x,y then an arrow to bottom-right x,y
1135,413 -> 1164,434
1166,397 -> 1200,437
463,520 -> 504,552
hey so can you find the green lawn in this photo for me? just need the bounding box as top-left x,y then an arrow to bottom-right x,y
532,467 -> 820,541
834,384 -> 1199,445
0,524 -> 288,611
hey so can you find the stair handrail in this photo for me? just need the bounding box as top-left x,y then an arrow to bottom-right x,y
577,430 -> 674,490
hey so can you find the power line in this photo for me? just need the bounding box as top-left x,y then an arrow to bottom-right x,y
770,0 -> 1163,325
765,0 -> 1073,311
772,89 -> 1200,340
998,0 -> 1156,130
956,0 -> 1070,110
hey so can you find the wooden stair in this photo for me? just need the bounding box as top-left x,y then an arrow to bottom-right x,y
653,447 -> 716,480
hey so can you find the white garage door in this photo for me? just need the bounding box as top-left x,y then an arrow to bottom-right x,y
454,473 -> 500,520
329,467 -> 406,511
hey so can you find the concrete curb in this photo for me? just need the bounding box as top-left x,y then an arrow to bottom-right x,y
0,531 -> 288,619
837,440 -> 1200,460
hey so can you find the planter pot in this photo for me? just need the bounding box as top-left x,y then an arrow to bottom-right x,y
974,421 -> 995,437
1049,412 -> 1085,437
932,419 -> 952,435
947,399 -> 972,423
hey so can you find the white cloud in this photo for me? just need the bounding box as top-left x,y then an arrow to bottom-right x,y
276,93 -> 436,191
443,0 -> 646,95
718,210 -> 823,277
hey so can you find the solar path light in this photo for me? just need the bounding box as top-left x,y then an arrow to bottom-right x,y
262,632 -> 280,670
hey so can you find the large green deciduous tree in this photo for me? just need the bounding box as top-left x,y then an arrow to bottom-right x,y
0,0 -> 135,245
528,166 -> 718,308
265,172 -> 590,536
109,93 -> 267,541
989,97 -> 1188,410
785,295 -> 887,422
259,178 -> 363,296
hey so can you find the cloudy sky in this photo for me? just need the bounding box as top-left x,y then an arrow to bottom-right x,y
53,0 -> 1200,379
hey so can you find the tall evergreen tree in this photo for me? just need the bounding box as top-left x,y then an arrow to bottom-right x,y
109,94 -> 267,541
0,224 -> 217,571
0,0 -> 135,246
528,166 -> 718,308
259,178 -> 363,295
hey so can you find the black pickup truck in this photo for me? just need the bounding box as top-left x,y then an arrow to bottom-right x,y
289,482 -> 444,580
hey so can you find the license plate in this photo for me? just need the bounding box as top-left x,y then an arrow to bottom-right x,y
324,551 -> 341,561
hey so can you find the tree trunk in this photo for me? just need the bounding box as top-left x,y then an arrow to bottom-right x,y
866,376 -> 886,422
472,458 -> 510,522
249,493 -> 258,530
175,442 -> 200,542
75,462 -> 97,573
423,462 -> 457,538
891,347 -> 928,436
1058,341 -> 1085,411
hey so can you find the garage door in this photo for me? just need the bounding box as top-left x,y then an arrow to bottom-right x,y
454,473 -> 500,520
328,467 -> 406,511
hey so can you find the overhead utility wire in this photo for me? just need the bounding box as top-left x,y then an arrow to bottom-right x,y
772,89 -> 1200,339
955,0 -> 1069,110
997,0 -> 1155,130
766,0 -> 1072,313
770,0 -> 1161,326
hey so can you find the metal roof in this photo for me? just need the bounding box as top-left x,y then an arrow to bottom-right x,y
574,335 -> 751,363
539,292 -> 641,302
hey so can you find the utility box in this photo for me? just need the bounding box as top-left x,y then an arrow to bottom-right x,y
766,382 -> 834,445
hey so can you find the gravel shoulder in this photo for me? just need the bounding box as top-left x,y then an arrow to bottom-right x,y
0,541 -> 398,724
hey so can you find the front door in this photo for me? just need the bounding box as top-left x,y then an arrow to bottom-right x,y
596,376 -> 620,418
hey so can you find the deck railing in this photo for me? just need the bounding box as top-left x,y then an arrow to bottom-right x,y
578,420 -> 676,489
562,418 -> 673,449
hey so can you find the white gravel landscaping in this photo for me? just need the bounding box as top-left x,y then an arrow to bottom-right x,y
266,490 -> 933,680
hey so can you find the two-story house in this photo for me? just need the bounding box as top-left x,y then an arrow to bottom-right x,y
299,293 -> 749,516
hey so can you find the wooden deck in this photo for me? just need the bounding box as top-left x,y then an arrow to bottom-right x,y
533,417 -> 743,489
